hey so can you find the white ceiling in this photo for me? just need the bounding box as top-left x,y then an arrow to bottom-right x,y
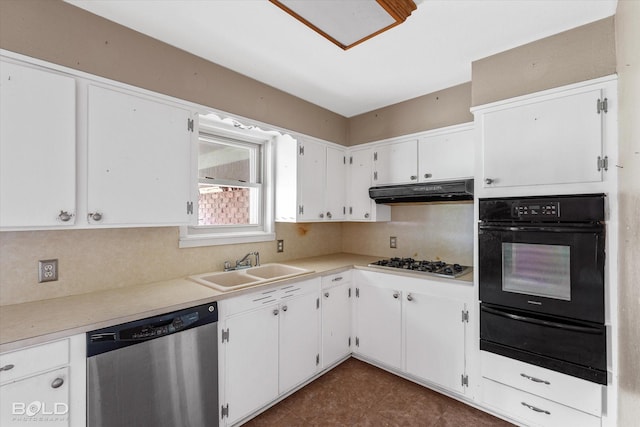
66,0 -> 617,117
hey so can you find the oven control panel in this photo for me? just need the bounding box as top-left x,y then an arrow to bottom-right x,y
514,201 -> 560,218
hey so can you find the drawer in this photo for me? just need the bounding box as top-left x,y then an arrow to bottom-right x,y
221,277 -> 320,317
0,339 -> 69,384
321,270 -> 352,288
482,378 -> 600,427
480,351 -> 602,416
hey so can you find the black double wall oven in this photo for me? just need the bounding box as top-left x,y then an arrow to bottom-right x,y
478,194 -> 607,385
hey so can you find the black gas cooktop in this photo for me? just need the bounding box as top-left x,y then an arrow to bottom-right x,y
368,257 -> 472,279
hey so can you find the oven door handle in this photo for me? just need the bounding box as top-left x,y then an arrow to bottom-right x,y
479,224 -> 603,233
481,305 -> 603,334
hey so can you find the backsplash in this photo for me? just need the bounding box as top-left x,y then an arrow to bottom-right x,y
341,202 -> 474,265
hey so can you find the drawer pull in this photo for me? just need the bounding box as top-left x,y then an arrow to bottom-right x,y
331,276 -> 343,282
0,364 -> 15,372
520,373 -> 550,385
51,378 -> 64,389
521,401 -> 550,415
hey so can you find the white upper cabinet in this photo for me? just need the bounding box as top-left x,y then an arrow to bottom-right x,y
372,139 -> 418,186
86,85 -> 193,226
275,136 -> 346,222
418,126 -> 474,182
346,147 -> 390,222
474,77 -> 616,195
0,61 -> 76,228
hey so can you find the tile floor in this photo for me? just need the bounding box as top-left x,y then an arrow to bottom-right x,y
242,357 -> 514,426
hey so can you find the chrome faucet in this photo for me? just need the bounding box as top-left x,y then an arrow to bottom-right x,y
233,251 -> 260,270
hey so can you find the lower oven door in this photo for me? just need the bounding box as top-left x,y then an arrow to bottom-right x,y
478,222 -> 605,323
480,303 -> 607,385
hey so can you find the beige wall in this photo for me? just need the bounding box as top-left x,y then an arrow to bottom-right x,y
0,222 -> 343,305
614,1 -> 640,424
0,0 -> 348,145
348,82 -> 473,145
472,17 -> 616,106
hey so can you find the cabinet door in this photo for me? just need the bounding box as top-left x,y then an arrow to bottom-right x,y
0,367 -> 69,426
322,281 -> 352,368
87,85 -> 192,226
373,140 -> 418,185
482,89 -> 603,188
324,146 -> 346,221
0,61 -> 76,228
354,284 -> 402,369
223,306 -> 279,426
418,129 -> 474,182
279,292 -> 320,393
348,148 -> 374,220
405,293 -> 466,394
297,139 -> 326,221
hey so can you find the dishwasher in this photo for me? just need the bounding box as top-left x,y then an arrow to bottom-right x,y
86,301 -> 218,427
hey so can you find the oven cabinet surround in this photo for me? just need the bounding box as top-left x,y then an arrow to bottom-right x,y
321,270 -> 353,369
0,54 -> 198,230
217,277 -> 321,426
369,123 -> 475,187
472,76 -> 617,198
352,269 -> 472,397
0,334 -> 86,427
275,136 -> 347,222
346,147 -> 391,222
0,60 -> 76,228
480,351 -> 603,427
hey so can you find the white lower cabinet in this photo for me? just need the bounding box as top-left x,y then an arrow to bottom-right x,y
321,271 -> 352,369
480,351 -> 603,426
218,278 -> 321,426
0,335 -> 86,427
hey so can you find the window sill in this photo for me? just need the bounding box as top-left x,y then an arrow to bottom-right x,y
179,230 -> 276,248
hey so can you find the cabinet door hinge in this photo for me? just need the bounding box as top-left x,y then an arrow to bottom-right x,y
461,374 -> 469,387
349,207 -> 353,215
343,156 -> 346,165
462,310 -> 469,323
316,297 -> 320,309
373,152 -> 378,161
597,155 -> 609,172
343,206 -> 346,215
187,118 -> 194,132
221,328 -> 229,343
348,287 -> 352,298
348,337 -> 351,347
316,354 -> 320,366
373,171 -> 378,181
355,337 -> 360,347
187,201 -> 194,215
597,98 -> 608,114
349,156 -> 353,165
299,145 -> 305,156
355,288 -> 360,298
221,403 -> 229,418
299,205 -> 304,215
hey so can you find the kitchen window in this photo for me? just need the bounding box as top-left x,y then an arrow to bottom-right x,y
179,114 -> 276,247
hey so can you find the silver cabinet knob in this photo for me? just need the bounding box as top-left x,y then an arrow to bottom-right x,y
273,309 -> 279,316
324,292 -> 330,298
58,211 -> 73,222
0,364 -> 14,372
51,377 -> 64,389
484,178 -> 494,185
319,213 -> 324,218
393,292 -> 399,299
410,175 -> 417,180
364,213 -> 370,219
326,212 -> 332,219
407,293 -> 414,302
88,212 -> 103,222
424,173 -> 432,179
282,305 -> 288,312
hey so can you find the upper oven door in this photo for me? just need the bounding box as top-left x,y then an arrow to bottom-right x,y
478,222 -> 605,323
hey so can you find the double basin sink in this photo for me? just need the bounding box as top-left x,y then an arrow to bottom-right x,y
188,263 -> 312,292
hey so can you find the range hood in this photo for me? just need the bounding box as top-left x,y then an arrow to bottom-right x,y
369,179 -> 474,204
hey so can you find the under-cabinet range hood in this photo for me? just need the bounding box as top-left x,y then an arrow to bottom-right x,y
369,179 -> 474,204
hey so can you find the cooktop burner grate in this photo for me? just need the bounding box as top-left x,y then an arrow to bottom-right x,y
368,257 -> 472,278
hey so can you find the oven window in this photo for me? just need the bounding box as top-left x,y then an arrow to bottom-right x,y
502,243 -> 571,301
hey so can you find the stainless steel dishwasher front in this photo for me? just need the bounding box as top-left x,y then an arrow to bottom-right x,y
86,302 -> 218,427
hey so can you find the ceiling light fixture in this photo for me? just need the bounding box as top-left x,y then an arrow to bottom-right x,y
269,0 -> 417,50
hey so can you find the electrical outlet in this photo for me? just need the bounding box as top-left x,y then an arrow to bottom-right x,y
390,236 -> 397,249
38,259 -> 58,283
277,240 -> 284,253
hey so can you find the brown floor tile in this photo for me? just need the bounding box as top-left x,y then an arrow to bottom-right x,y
242,358 -> 513,427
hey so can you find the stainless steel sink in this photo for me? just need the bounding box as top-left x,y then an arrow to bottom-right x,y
188,263 -> 311,291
